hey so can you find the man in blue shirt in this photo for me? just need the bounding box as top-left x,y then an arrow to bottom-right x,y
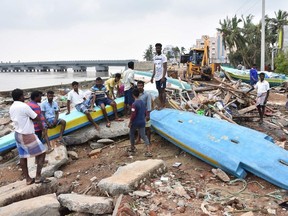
128,88 -> 152,157
91,77 -> 123,128
136,80 -> 152,143
250,64 -> 258,87
41,90 -> 66,143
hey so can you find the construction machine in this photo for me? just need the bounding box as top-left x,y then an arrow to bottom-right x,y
180,36 -> 215,81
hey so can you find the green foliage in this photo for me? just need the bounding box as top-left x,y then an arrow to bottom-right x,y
217,10 -> 288,69
143,45 -> 154,61
172,46 -> 180,59
181,47 -> 186,54
275,51 -> 288,74
166,51 -> 174,60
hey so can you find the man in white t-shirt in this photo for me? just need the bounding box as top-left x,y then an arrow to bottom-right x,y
255,73 -> 270,124
9,88 -> 49,185
150,43 -> 167,110
66,81 -> 100,130
247,72 -> 270,124
122,61 -> 135,115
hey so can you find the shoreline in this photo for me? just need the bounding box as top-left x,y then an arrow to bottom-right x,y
0,79 -> 97,97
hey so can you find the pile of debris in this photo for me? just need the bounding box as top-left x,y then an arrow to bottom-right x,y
166,73 -> 287,128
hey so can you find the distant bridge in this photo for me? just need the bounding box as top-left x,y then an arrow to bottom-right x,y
0,59 -> 138,76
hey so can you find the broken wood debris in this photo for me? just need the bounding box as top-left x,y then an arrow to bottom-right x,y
163,73 -> 286,128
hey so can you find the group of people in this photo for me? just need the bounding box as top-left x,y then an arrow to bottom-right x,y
9,42 -> 168,185
9,89 -> 66,185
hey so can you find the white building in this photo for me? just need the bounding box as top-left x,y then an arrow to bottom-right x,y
195,33 -> 229,63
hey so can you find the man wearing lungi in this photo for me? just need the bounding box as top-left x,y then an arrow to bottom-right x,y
9,88 -> 49,185
254,73 -> 270,124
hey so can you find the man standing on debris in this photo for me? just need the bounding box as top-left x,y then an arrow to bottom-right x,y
128,88 -> 152,157
136,80 -> 152,143
66,81 -> 100,130
9,88 -> 49,185
249,64 -> 258,89
247,72 -> 270,124
255,73 -> 270,124
151,43 -> 167,110
122,61 -> 135,115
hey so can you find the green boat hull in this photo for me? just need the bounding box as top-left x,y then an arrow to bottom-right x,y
221,66 -> 287,87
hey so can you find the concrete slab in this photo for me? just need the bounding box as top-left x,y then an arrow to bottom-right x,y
0,193 -> 60,216
28,145 -> 68,178
98,159 -> 167,196
58,193 -> 113,215
0,177 -> 57,207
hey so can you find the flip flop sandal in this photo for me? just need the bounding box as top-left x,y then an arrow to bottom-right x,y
26,178 -> 35,185
35,177 -> 51,184
144,152 -> 153,157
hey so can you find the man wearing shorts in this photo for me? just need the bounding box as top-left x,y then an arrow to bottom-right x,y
122,61 -> 135,115
91,77 -> 123,128
41,90 -> 66,143
66,81 -> 100,130
151,43 -> 167,110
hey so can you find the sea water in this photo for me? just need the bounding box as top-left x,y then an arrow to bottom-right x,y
0,66 -> 125,91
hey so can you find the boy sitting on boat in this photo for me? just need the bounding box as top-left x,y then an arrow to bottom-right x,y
91,77 -> 123,128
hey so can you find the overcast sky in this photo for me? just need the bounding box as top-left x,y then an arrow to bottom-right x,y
0,0 -> 287,62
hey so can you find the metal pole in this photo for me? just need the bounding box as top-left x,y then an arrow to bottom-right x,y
261,0 -> 265,71
271,48 -> 274,71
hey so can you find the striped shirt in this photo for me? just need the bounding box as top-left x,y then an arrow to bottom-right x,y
27,101 -> 45,132
91,84 -> 107,100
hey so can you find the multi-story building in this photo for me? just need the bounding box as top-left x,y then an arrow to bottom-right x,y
194,33 -> 229,63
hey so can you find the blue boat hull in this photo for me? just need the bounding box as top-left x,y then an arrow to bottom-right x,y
151,109 -> 288,190
0,97 -> 124,153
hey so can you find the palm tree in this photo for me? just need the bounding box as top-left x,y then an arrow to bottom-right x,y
172,46 -> 180,60
217,16 -> 232,51
180,47 -> 186,54
270,10 -> 288,49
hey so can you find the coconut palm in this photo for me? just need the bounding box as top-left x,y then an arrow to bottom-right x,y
180,47 -> 186,54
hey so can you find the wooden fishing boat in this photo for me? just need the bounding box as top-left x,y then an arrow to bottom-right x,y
151,108 -> 288,190
0,97 -> 124,153
221,66 -> 288,87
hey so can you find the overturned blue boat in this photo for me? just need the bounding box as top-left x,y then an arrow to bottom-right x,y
151,108 -> 288,190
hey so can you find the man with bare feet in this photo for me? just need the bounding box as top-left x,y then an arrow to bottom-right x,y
151,43 -> 167,110
9,88 -> 50,185
66,81 -> 100,130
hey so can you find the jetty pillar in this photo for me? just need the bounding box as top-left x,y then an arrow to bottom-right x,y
95,65 -> 108,77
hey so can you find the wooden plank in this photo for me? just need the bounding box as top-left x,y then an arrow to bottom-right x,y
238,105 -> 257,115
